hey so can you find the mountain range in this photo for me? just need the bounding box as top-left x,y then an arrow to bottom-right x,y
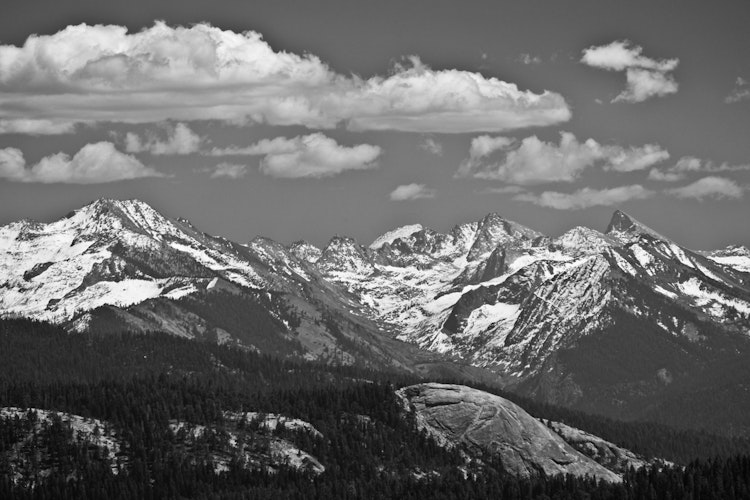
2,198 -> 749,433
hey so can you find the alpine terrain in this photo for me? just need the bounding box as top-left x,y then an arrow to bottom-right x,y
2,199 -> 750,433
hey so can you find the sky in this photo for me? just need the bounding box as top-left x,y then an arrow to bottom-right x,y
0,0 -> 749,250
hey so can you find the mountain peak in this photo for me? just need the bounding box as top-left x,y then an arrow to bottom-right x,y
605,210 -> 669,243
466,213 -> 541,260
58,198 -> 187,244
289,240 -> 322,263
317,236 -> 375,275
81,198 -> 152,214
370,224 -> 424,250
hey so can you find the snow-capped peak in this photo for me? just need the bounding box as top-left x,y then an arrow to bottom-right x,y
289,240 -> 322,264
370,224 -> 423,250
466,213 -> 541,261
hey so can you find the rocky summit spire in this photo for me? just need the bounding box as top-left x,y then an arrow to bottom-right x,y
605,210 -> 669,243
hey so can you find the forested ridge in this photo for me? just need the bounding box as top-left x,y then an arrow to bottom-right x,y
2,318 -> 750,499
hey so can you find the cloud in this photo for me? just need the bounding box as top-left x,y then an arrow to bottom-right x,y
0,119 -> 76,135
457,132 -> 668,184
0,142 -> 162,183
649,156 -> 750,182
515,184 -> 653,210
519,53 -> 542,65
209,133 -> 381,178
605,143 -> 670,172
581,40 -> 679,102
0,23 -> 571,134
665,176 -> 744,200
210,162 -> 248,179
419,138 -> 443,156
726,77 -> 750,104
389,183 -> 437,201
615,68 -> 678,103
125,123 -> 203,155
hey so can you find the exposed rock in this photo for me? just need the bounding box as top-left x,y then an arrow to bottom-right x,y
289,240 -> 322,264
316,236 -> 375,275
396,383 -> 621,482
606,210 -> 670,244
543,420 -> 653,474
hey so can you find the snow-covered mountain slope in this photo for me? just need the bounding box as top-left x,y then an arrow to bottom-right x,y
0,199 -> 485,373
0,199 -> 269,323
706,245 -> 750,274
2,199 -> 750,416
369,223 -> 423,250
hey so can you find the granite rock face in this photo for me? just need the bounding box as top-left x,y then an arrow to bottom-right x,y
544,420 -> 660,474
396,383 -> 621,482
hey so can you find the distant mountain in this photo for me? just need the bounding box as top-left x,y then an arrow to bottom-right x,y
2,199 -> 750,433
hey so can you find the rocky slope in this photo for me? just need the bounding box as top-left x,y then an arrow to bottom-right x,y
396,383 -> 627,482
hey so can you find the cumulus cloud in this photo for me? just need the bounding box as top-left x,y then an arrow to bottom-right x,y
419,137 -> 443,156
125,123 -> 203,155
726,77 -> 750,104
0,23 -> 571,134
665,176 -> 744,200
649,156 -> 750,182
389,183 -> 437,201
0,142 -> 161,183
456,132 -> 668,184
581,40 -> 679,102
208,133 -> 381,178
515,185 -> 653,210
210,162 -> 248,179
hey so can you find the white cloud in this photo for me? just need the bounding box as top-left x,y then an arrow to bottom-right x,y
0,142 -> 161,183
605,143 -> 671,172
615,68 -> 678,103
457,132 -> 668,184
581,40 -> 678,72
515,184 -> 653,210
389,183 -> 437,201
665,176 -> 744,200
0,148 -> 25,181
519,53 -> 542,65
209,133 -> 381,178
419,138 -> 443,156
726,76 -> 750,103
0,23 -> 571,134
125,123 -> 203,155
581,40 -> 679,102
0,119 -> 75,135
467,135 -> 515,159
342,56 -> 571,133
649,156 -> 750,182
210,162 -> 248,179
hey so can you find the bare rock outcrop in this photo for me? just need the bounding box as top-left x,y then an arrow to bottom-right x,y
396,383 -> 621,482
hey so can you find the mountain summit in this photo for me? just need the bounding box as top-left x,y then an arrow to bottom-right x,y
605,209 -> 670,243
